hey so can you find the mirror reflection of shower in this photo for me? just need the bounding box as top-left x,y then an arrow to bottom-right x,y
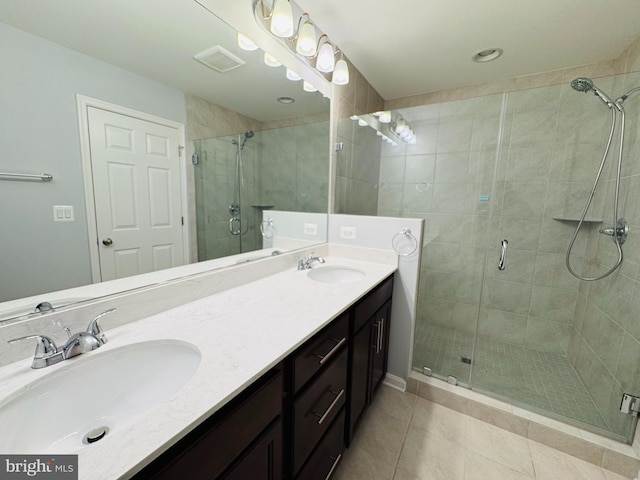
230,130 -> 255,252
565,78 -> 638,281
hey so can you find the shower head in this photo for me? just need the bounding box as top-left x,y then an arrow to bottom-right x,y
240,130 -> 254,149
570,77 -> 614,108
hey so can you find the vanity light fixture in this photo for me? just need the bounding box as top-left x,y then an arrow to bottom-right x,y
270,0 -> 294,37
315,36 -> 335,73
286,68 -> 302,81
390,115 -> 417,144
295,15 -> 317,57
332,55 -> 350,85
254,0 -> 350,85
237,32 -> 259,51
303,80 -> 318,92
264,52 -> 282,67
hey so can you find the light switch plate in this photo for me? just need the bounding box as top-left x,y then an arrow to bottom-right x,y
53,205 -> 74,222
340,226 -> 357,240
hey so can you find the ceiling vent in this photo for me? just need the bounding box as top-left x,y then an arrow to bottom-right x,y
194,45 -> 246,73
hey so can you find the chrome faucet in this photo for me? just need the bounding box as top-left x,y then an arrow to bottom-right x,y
8,308 -> 116,369
297,252 -> 326,270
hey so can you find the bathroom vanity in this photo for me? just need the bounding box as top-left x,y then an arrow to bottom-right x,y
0,247 -> 400,480
131,274 -> 394,480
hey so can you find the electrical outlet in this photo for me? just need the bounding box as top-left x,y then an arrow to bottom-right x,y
340,226 -> 357,240
303,223 -> 318,235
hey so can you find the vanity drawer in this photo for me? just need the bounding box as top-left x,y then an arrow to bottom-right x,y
293,312 -> 349,393
293,348 -> 347,474
139,368 -> 282,480
353,275 -> 393,332
296,410 -> 345,480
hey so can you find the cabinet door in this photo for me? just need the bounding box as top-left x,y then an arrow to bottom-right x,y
370,300 -> 391,397
347,317 -> 373,444
221,419 -> 282,480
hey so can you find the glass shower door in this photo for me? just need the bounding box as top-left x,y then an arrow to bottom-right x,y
471,77 -> 639,442
408,94 -> 505,387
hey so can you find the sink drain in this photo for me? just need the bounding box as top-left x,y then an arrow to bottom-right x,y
83,426 -> 109,444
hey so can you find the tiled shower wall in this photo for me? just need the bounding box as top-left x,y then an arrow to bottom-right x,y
568,71 -> 640,438
194,120 -> 330,262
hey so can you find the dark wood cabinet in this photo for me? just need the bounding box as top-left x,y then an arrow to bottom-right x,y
347,276 -> 393,445
132,368 -> 283,480
131,274 -> 393,480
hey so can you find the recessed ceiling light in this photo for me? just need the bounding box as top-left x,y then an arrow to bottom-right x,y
277,96 -> 295,104
472,48 -> 503,63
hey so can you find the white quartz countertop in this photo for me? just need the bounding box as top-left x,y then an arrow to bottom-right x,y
0,254 -> 396,480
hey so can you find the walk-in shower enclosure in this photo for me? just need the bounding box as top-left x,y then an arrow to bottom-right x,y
370,71 -> 640,443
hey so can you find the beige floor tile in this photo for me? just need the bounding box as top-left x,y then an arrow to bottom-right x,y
466,416 -> 534,477
372,386 -> 417,424
465,451 -> 534,480
395,425 -> 466,480
410,397 -> 467,446
603,469 -> 634,480
333,444 -> 395,480
351,407 -> 411,466
529,441 -> 607,480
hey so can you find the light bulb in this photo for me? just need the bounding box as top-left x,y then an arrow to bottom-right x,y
395,118 -> 407,134
286,68 -> 302,81
296,20 -> 317,57
332,58 -> 349,85
316,41 -> 335,73
264,52 -> 282,67
270,0 -> 294,38
303,80 -> 317,92
358,118 -> 368,127
237,32 -> 258,51
379,111 -> 391,123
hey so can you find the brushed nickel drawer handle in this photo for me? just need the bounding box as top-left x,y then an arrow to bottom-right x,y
324,453 -> 343,480
314,337 -> 347,365
312,388 -> 345,425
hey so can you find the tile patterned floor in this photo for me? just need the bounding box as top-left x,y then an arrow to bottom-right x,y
334,386 -> 630,480
413,324 -> 611,434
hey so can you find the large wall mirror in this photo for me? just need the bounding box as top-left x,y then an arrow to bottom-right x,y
0,0 -> 330,320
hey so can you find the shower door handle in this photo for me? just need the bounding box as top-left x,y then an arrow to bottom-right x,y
498,239 -> 508,270
229,216 -> 241,235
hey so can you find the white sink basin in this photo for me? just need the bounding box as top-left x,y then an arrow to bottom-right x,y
0,340 -> 200,453
307,266 -> 366,284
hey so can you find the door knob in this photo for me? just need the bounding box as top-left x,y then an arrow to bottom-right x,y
102,238 -> 113,246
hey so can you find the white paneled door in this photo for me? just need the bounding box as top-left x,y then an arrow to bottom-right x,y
87,106 -> 185,281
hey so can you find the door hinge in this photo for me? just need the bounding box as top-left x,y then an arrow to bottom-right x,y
620,393 -> 640,415
181,216 -> 184,226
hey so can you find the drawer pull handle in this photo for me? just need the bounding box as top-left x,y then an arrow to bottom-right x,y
313,388 -> 345,425
314,337 -> 347,365
324,453 -> 343,480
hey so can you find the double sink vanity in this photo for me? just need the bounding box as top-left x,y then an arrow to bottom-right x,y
0,246 -> 398,480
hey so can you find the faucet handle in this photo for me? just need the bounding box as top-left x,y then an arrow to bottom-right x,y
8,334 -> 58,357
87,308 -> 116,345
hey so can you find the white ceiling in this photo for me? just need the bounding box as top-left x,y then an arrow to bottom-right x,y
3,0 -> 640,113
0,0 -> 329,122
297,0 -> 640,99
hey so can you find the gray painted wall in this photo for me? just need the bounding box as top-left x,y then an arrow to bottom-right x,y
0,23 -> 186,302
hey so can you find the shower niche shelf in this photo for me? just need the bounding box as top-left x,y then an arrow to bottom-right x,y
552,216 -> 603,223
251,204 -> 274,210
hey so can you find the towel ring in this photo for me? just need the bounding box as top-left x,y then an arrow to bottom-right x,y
392,228 -> 418,257
260,218 -> 276,239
